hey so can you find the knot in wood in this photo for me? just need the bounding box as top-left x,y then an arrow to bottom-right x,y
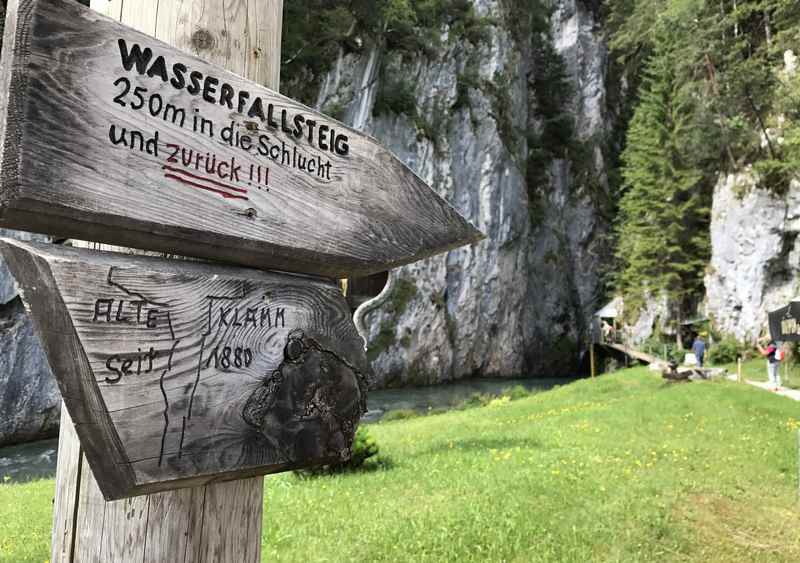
236,208 -> 258,219
191,29 -> 215,51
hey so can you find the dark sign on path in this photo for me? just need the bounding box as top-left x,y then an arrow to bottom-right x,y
0,238 -> 368,500
768,301 -> 800,342
0,0 -> 482,277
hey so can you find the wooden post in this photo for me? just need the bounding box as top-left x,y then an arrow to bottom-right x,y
737,357 -> 743,384
590,341 -> 596,379
51,1 -> 283,561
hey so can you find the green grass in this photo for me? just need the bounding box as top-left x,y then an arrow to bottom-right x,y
722,357 -> 800,389
3,368 -> 800,562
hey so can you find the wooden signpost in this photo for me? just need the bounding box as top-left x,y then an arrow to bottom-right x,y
0,0 -> 481,278
0,0 -> 483,561
1,239 -> 368,499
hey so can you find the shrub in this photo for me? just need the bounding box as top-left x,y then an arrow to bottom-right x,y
502,385 -> 532,401
458,392 -> 494,409
382,408 -> 419,422
488,396 -> 511,408
707,337 -> 741,365
347,426 -> 380,468
295,427 -> 379,477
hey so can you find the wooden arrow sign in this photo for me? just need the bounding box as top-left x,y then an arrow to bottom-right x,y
0,238 -> 368,500
0,0 -> 482,278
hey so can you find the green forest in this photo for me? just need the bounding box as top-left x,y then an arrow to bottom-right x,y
607,0 -> 800,323
279,0 -> 800,333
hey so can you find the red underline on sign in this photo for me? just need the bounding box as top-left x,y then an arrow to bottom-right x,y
162,165 -> 249,195
164,173 -> 250,201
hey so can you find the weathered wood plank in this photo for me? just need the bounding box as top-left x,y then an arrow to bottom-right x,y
196,478 -> 264,562
50,408 -> 83,563
99,495 -> 149,561
72,456 -> 108,562
0,0 -> 482,278
142,486 -> 203,562
51,2 -> 272,561
2,238 -> 368,500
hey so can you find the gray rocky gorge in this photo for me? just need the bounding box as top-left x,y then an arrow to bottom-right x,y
705,174 -> 800,342
0,298 -> 59,446
0,0 -> 614,444
0,229 -> 58,446
319,0 -> 612,387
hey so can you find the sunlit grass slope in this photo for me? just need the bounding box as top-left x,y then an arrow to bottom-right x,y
2,368 -> 799,562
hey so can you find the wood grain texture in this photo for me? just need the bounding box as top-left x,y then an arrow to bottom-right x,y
93,0 -> 283,88
50,2 -> 275,561
2,238 -> 369,500
51,408 -> 83,563
0,0 -> 482,278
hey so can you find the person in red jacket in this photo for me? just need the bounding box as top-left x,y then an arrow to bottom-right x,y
757,338 -> 782,391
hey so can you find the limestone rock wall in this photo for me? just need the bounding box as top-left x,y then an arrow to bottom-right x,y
0,0 -> 616,445
317,0 -> 612,387
0,231 -> 59,446
705,174 -> 800,342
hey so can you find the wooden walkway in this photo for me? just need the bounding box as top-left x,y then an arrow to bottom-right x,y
600,342 -> 661,365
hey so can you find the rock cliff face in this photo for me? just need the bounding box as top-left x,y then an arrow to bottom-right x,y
705,174 -> 800,342
0,231 -> 59,446
0,0 -> 615,445
316,0 -> 612,387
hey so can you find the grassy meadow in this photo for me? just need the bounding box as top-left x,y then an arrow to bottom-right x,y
2,368 -> 800,562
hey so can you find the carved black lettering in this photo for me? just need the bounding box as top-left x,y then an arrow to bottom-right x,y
260,308 -> 271,328
247,97 -> 266,121
146,55 -> 169,82
244,308 -> 257,328
166,144 -> 180,163
275,308 -> 286,328
118,39 -> 152,75
219,307 -> 231,327
187,71 -> 203,95
147,347 -> 157,372
305,120 -> 317,144
318,124 -> 329,151
237,90 -> 250,114
108,125 -> 127,147
149,93 -> 164,117
128,130 -> 145,151
280,109 -> 293,134
267,104 -> 278,128
334,134 -> 350,156
293,114 -> 305,138
219,83 -> 234,109
202,76 -> 219,103
105,356 -> 123,384
170,62 -> 187,89
162,104 -> 186,127
258,135 -> 270,156
146,309 -> 159,329
130,301 -> 145,323
112,77 -> 130,107
220,347 -> 231,369
115,300 -> 128,322
94,299 -> 113,322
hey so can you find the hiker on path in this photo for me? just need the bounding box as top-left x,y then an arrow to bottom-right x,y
757,338 -> 783,391
691,334 -> 706,368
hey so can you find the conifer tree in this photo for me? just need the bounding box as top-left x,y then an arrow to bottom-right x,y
615,26 -> 711,335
